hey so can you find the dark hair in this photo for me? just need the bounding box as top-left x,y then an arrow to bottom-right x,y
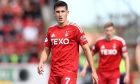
104,22 -> 114,29
54,1 -> 68,10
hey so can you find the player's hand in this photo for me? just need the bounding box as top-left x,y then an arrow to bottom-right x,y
91,72 -> 98,84
38,63 -> 44,75
124,74 -> 129,84
80,68 -> 86,77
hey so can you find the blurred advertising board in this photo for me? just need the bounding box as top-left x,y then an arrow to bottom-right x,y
0,64 -> 50,84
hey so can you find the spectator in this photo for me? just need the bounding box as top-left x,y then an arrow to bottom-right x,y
0,0 -> 44,64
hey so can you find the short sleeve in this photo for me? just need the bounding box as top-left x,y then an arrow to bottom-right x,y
75,26 -> 88,45
44,31 -> 52,48
92,42 -> 98,54
121,39 -> 128,53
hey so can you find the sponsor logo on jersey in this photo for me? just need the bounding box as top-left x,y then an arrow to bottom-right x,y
100,44 -> 117,55
100,49 -> 117,55
51,38 -> 69,45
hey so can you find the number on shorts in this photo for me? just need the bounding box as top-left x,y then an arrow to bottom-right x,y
65,77 -> 70,84
116,78 -> 120,84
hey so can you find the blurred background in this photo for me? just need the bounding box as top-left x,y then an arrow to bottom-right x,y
0,0 -> 140,84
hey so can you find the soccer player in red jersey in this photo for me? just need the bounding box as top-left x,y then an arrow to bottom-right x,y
80,22 -> 130,84
37,1 -> 98,84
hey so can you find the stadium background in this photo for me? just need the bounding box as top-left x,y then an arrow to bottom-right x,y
0,0 -> 140,84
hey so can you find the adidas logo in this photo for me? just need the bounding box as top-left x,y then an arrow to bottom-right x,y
51,33 -> 55,37
101,45 -> 105,49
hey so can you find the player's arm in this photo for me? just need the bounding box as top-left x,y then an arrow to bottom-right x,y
123,52 -> 129,76
135,44 -> 140,71
80,51 -> 95,77
122,52 -> 130,83
80,43 -> 97,77
81,44 -> 98,83
39,47 -> 51,64
38,47 -> 51,74
121,38 -> 130,83
38,28 -> 52,74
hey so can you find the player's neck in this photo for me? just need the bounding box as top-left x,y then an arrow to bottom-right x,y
58,21 -> 68,27
106,35 -> 114,41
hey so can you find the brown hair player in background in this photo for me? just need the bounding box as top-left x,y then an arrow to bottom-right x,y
80,22 -> 130,84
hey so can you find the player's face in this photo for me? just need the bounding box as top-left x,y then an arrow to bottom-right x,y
104,26 -> 115,39
54,6 -> 68,25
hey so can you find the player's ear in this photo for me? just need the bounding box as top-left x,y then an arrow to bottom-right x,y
53,11 -> 56,17
113,28 -> 116,34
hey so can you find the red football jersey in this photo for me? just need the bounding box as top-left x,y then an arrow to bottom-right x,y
44,23 -> 88,75
92,36 -> 128,71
